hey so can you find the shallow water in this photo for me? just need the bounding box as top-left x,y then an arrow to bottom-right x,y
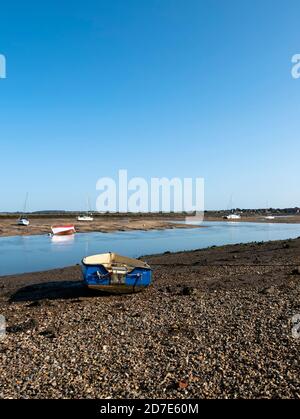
0,221 -> 300,276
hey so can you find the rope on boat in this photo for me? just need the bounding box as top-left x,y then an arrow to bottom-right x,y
90,270 -> 144,292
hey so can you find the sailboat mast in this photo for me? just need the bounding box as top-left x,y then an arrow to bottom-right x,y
227,194 -> 234,213
87,196 -> 92,215
21,192 -> 29,217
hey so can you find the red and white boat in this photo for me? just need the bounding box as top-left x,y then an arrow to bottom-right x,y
51,224 -> 76,236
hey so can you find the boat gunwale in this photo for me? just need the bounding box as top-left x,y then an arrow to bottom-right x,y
81,258 -> 151,270
81,252 -> 151,270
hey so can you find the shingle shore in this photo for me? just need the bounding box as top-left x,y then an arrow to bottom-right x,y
0,238 -> 300,399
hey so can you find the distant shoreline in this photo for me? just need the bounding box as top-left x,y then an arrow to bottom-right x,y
204,215 -> 300,224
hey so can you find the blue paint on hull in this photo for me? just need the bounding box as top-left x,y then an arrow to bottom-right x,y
81,263 -> 152,292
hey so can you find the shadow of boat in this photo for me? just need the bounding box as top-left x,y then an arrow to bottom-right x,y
10,280 -> 106,303
10,279 -> 144,303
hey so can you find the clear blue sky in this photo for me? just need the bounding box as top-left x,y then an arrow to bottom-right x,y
0,0 -> 299,211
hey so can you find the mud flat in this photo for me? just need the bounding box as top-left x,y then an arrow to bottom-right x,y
1,214 -> 300,238
0,238 -> 300,399
0,216 -> 197,238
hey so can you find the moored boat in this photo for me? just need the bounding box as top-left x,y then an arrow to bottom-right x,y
224,196 -> 241,220
82,253 -> 152,293
51,224 -> 76,236
226,213 -> 241,220
77,215 -> 94,221
77,197 -> 94,221
17,192 -> 30,226
18,217 -> 30,226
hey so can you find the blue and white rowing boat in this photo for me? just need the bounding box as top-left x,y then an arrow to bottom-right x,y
81,253 -> 152,293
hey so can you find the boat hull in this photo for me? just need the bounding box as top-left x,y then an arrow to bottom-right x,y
51,225 -> 76,236
77,216 -> 94,221
81,256 -> 152,294
18,218 -> 30,226
54,230 -> 75,236
226,215 -> 241,220
86,284 -> 147,294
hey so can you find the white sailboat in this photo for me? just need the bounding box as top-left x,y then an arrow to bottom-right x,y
77,215 -> 94,221
77,197 -> 94,221
18,218 -> 30,226
224,195 -> 241,220
226,213 -> 241,220
17,193 -> 30,226
264,202 -> 275,220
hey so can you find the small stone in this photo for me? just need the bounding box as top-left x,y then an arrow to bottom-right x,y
39,328 -> 56,339
177,380 -> 189,389
260,286 -> 276,295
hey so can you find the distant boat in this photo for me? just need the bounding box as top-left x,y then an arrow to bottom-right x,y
82,253 -> 152,293
224,195 -> 241,220
77,215 -> 94,222
226,213 -> 241,220
51,224 -> 76,236
264,202 -> 275,220
77,197 -> 94,221
17,193 -> 30,226
18,218 -> 30,226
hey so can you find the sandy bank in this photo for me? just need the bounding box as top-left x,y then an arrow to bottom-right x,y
0,217 -> 199,238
